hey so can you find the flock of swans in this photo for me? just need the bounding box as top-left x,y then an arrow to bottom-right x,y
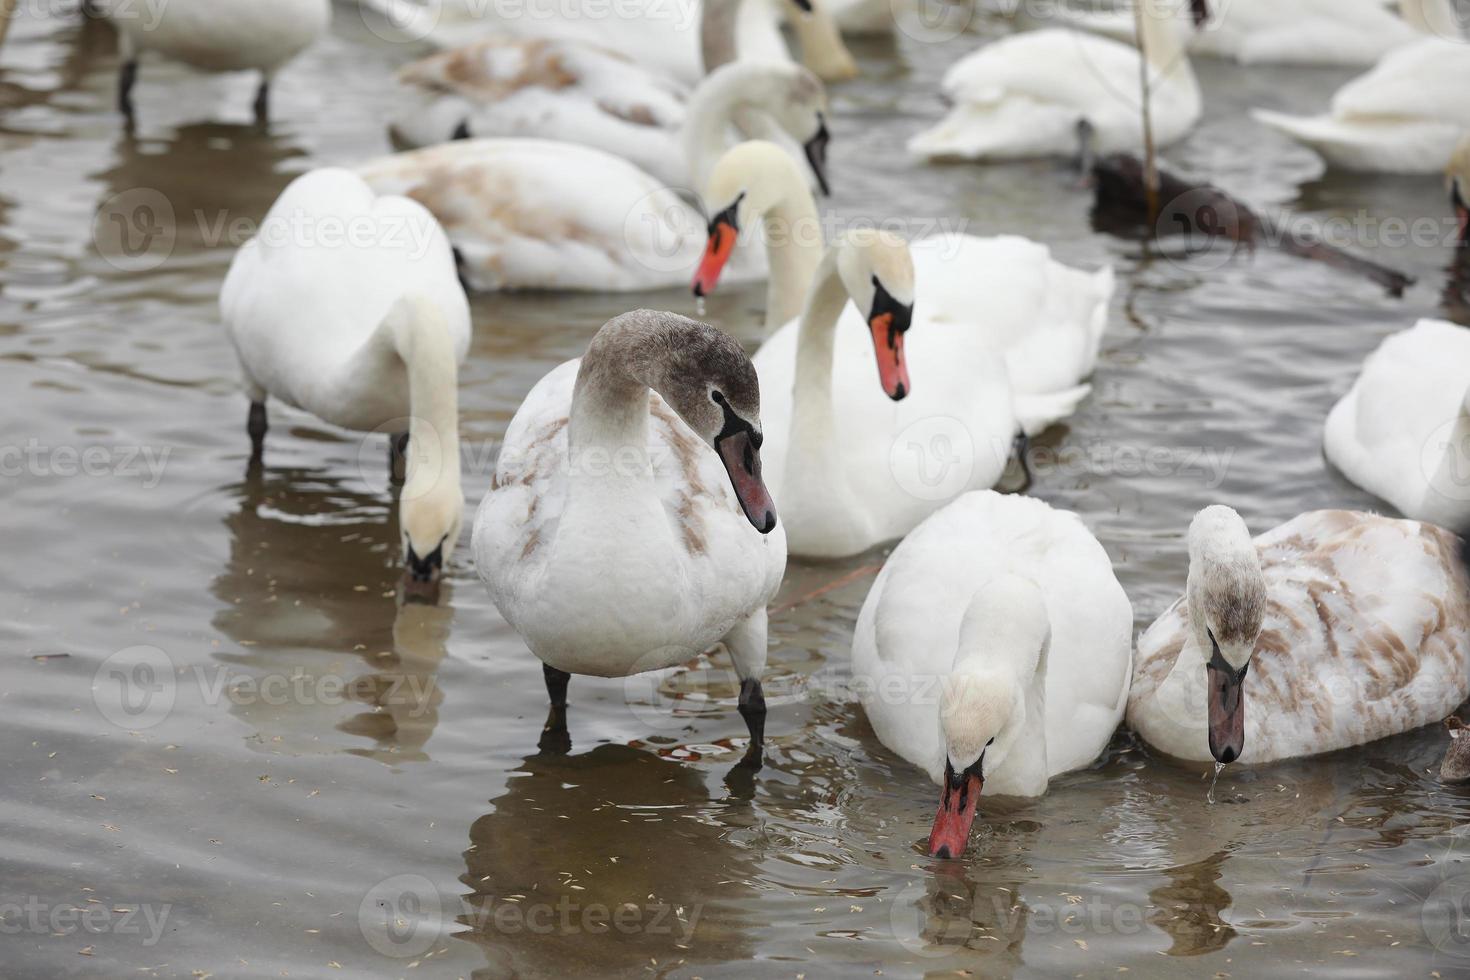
65,0 -> 1470,858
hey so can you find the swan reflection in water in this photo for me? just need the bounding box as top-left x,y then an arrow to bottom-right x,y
208,460 -> 451,761
458,744 -> 763,975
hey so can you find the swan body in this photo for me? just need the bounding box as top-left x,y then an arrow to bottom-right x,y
852,491 -> 1133,855
1129,507 -> 1470,765
1324,319 -> 1470,528
361,0 -> 855,83
473,310 -> 784,690
908,0 -> 1202,160
100,0 -> 330,118
1046,0 -> 1439,67
389,50 -> 829,192
1251,36 -> 1470,173
220,168 -> 472,575
355,138 -> 767,292
101,0 -> 329,73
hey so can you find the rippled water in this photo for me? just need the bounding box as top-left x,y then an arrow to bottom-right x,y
3,6 -> 1470,978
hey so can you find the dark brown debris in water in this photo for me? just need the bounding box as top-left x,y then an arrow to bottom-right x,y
1090,154 -> 1415,297
1443,716 -> 1470,783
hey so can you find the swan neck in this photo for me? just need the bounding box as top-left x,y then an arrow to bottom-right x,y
1136,0 -> 1189,73
567,319 -> 661,483
761,182 -> 824,333
389,294 -> 461,501
1402,0 -> 1461,38
700,0 -> 742,73
682,67 -> 760,189
784,249 -> 850,488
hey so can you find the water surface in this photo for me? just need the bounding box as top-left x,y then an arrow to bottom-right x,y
3,7 -> 1470,978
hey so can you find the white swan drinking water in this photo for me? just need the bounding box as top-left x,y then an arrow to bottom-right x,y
220,169 -> 472,585
851,491 -> 1133,858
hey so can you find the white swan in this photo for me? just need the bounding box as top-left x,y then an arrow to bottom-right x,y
355,137 -> 773,292
472,309 -> 786,764
1038,0 -> 1454,68
908,0 -> 1206,160
1251,29 -> 1470,173
360,0 -> 857,83
1324,319 -> 1470,528
1128,506 -> 1470,765
220,169 -> 472,584
97,0 -> 331,121
852,491 -> 1133,858
389,51 -> 831,193
694,139 -> 1111,430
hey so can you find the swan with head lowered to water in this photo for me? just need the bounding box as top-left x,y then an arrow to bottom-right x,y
220,168 -> 471,588
1250,5 -> 1470,174
851,491 -> 1133,858
472,310 -> 786,767
1128,506 -> 1470,766
908,0 -> 1209,161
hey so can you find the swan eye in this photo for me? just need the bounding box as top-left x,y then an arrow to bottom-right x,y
711,389 -> 726,406
986,737 -> 995,747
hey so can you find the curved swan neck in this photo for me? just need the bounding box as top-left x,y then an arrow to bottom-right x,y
1136,0 -> 1190,74
568,316 -> 669,466
388,293 -> 461,500
759,170 -> 824,333
700,0 -> 744,74
1401,0 -> 1461,38
682,64 -> 776,190
790,247 -> 848,437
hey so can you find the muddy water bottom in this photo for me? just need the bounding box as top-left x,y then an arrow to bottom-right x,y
3,7 -> 1470,979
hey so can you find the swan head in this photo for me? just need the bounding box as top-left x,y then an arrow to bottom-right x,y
831,229 -> 916,400
605,310 -> 777,533
1449,134 -> 1470,247
1186,505 -> 1266,765
929,576 -> 1049,859
402,479 -> 463,595
694,140 -> 812,298
708,62 -> 832,196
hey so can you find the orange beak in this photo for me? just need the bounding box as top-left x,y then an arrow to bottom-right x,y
869,311 -> 910,401
928,763 -> 982,859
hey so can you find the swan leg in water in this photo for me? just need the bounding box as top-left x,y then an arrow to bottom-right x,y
117,59 -> 138,119
253,77 -> 270,126
538,664 -> 572,755
1009,431 -> 1033,491
246,400 -> 267,462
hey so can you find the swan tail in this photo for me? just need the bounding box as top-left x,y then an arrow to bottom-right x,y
1014,383 -> 1091,437
1250,108 -> 1456,173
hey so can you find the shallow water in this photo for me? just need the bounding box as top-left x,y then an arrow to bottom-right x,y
3,6 -> 1470,979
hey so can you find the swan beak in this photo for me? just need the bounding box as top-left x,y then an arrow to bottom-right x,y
716,429 -> 777,533
693,203 -> 740,298
867,285 -> 913,400
1189,0 -> 1210,27
804,115 -> 832,197
928,763 -> 983,859
403,540 -> 445,603
1206,661 -> 1247,764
